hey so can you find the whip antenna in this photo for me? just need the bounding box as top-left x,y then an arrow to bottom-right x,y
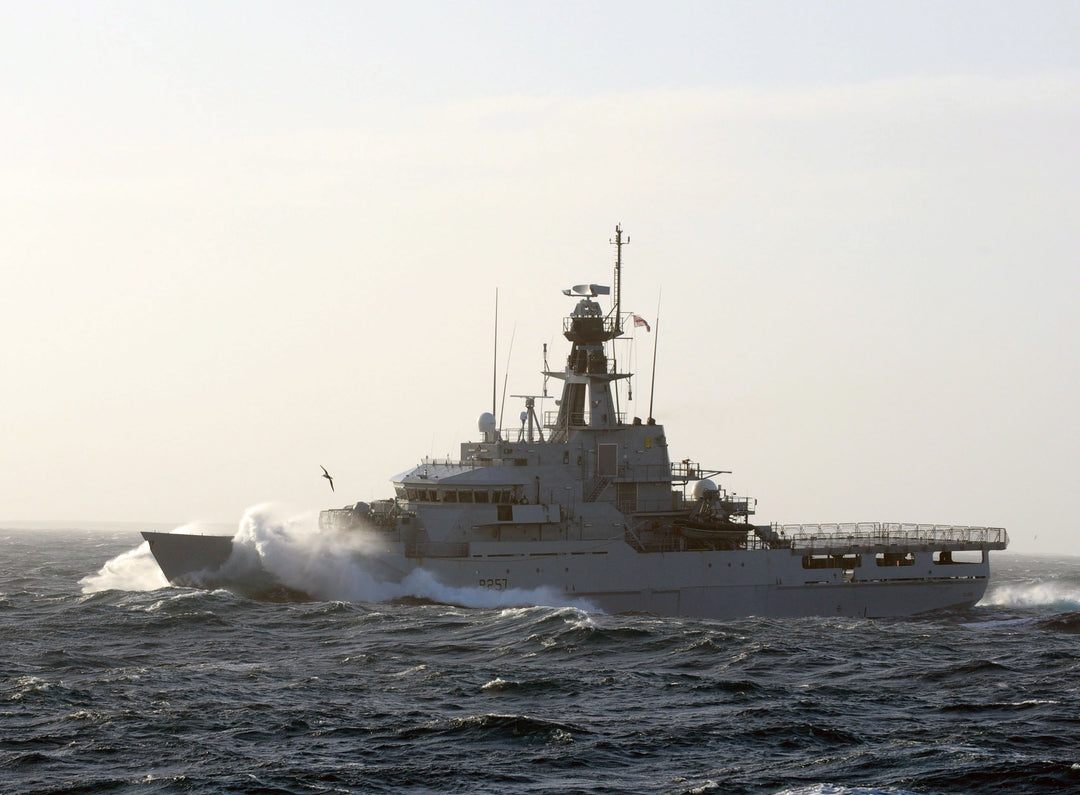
492,289 -> 498,417
498,324 -> 516,430
648,289 -> 661,422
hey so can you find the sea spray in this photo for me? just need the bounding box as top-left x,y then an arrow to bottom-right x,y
81,519 -> 241,594
87,503 -> 596,610
983,579 -> 1080,611
229,503 -> 596,609
80,541 -> 168,593
391,568 -> 598,612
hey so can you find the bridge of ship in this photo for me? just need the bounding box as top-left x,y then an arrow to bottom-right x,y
392,456 -> 740,512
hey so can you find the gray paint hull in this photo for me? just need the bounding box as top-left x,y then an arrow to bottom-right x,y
142,531 -> 991,618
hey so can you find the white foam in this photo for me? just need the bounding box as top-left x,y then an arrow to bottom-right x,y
773,786 -> 916,795
79,541 -> 168,593
684,782 -> 719,795
983,581 -> 1080,610
80,503 -> 599,611
217,503 -> 599,610
389,568 -> 597,611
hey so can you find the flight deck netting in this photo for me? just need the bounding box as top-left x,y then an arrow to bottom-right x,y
779,523 -> 1008,551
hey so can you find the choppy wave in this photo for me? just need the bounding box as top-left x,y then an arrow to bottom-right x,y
8,534 -> 1080,794
1036,611 -> 1080,633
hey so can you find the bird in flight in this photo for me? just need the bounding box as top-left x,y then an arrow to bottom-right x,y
320,465 -> 334,492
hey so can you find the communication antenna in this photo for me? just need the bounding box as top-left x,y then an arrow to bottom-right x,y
492,288 -> 498,417
497,324 -> 516,430
648,289 -> 661,422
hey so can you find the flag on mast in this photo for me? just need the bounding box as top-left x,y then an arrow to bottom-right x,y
633,314 -> 651,332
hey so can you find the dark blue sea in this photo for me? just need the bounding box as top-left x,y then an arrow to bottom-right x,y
3,526 -> 1079,795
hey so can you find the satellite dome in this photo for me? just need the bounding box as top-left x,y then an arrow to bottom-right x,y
478,412 -> 497,435
692,478 -> 718,499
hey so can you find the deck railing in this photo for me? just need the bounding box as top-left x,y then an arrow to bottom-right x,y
778,523 -> 1008,551
543,409 -> 627,428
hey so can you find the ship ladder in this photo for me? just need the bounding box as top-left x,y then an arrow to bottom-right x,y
584,477 -> 612,503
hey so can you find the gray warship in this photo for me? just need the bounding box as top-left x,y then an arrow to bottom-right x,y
143,226 -> 1008,617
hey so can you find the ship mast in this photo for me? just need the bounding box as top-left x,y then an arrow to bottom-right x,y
546,226 -> 632,441
609,224 -> 628,418
610,224 -> 628,334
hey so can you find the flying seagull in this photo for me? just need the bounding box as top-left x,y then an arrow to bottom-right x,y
320,465 -> 334,492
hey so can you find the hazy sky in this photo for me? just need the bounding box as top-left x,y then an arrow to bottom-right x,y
2,1 -> 1078,553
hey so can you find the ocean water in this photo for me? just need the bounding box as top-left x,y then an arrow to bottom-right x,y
3,526 -> 1079,795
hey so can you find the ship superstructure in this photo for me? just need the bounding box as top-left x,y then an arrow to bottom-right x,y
144,226 -> 1007,617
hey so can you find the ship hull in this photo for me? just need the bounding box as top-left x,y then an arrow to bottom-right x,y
423,545 -> 989,618
142,531 -> 991,618
142,531 -> 233,583
142,531 -> 283,598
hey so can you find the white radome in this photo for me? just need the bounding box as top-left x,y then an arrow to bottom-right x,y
477,412 -> 497,435
692,479 -> 718,499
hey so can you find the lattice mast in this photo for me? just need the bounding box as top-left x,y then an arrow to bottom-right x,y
610,224 -> 628,334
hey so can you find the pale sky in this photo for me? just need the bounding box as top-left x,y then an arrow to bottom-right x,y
2,1 -> 1078,554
